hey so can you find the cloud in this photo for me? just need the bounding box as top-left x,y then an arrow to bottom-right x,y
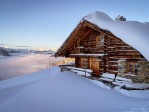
14,46 -> 31,48
0,44 -> 6,46
0,54 -> 64,80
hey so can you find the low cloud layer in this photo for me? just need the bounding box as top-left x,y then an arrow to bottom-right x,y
0,54 -> 64,80
14,46 -> 31,48
0,44 -> 6,46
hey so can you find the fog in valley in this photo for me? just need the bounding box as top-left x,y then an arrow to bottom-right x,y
0,54 -> 64,80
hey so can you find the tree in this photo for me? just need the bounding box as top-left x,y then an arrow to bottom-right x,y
115,15 -> 126,21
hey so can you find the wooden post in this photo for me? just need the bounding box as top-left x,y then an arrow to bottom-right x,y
84,69 -> 86,77
49,56 -> 51,76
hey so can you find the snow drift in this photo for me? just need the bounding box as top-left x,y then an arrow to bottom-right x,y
0,67 -> 149,112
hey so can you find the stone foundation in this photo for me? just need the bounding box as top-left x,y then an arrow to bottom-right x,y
138,61 -> 149,83
118,60 -> 149,83
118,59 -> 127,77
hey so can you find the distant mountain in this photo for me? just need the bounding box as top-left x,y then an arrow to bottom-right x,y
0,47 -> 10,56
3,48 -> 55,56
34,50 -> 55,55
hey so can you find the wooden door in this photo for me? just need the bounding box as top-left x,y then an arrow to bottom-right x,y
90,58 -> 100,76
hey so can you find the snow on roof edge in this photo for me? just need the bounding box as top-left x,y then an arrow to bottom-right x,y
83,11 -> 149,61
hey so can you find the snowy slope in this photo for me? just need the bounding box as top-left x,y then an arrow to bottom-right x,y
0,67 -> 149,112
83,11 -> 149,61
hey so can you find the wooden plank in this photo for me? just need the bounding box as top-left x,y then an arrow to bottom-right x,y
69,30 -> 91,52
55,22 -> 84,56
90,58 -> 100,76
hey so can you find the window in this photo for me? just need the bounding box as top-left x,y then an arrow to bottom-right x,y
128,62 -> 138,75
129,63 -> 133,73
96,35 -> 104,47
135,64 -> 138,75
82,58 -> 89,69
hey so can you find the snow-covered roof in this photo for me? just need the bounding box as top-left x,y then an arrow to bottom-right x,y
83,11 -> 149,61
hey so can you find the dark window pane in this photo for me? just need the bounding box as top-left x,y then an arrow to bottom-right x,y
135,63 -> 138,75
129,63 -> 133,73
135,69 -> 138,75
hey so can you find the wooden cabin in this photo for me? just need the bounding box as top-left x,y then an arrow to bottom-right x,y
55,12 -> 149,83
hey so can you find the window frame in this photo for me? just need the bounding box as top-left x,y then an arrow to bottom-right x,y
127,62 -> 138,75
81,58 -> 89,69
96,35 -> 104,47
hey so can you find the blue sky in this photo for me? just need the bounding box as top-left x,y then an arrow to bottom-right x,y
0,0 -> 148,50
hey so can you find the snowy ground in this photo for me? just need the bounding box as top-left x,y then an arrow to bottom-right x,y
0,54 -> 64,80
0,67 -> 149,112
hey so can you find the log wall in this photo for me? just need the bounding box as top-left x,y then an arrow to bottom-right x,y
72,26 -> 146,77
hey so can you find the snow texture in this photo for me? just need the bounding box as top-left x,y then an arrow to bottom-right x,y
125,83 -> 149,89
83,11 -> 149,61
0,67 -> 149,112
67,66 -> 93,73
101,73 -> 115,79
115,76 -> 132,82
70,70 -> 91,76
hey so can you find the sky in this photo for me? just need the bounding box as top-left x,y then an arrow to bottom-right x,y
0,0 -> 148,51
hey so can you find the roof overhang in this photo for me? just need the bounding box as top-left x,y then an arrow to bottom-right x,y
55,20 -> 116,57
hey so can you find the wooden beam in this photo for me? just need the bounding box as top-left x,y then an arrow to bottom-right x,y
55,22 -> 84,56
69,30 -> 91,52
